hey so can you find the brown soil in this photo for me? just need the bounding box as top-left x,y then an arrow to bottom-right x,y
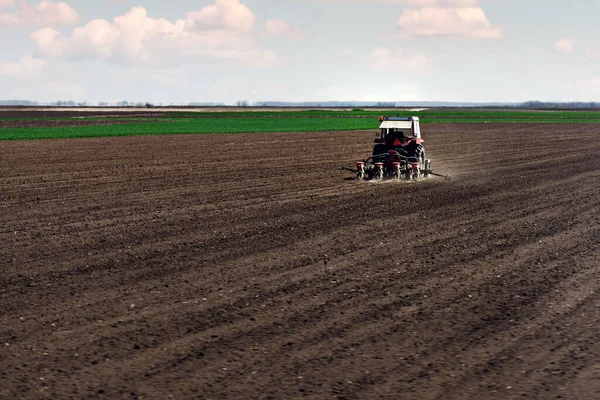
0,107 -> 383,115
0,110 -> 166,119
0,110 -> 165,129
1,124 -> 599,399
0,119 -> 144,129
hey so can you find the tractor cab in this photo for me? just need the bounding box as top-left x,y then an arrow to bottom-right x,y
373,116 -> 423,157
377,116 -> 421,143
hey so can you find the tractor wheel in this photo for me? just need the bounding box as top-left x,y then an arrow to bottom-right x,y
422,156 -> 431,178
413,144 -> 424,160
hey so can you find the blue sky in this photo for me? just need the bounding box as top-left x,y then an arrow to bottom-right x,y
1,0 -> 600,104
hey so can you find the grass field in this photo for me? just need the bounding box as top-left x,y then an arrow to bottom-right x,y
2,109 -> 600,140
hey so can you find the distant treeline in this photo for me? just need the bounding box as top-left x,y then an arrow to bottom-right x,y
1,99 -> 600,109
254,101 -> 600,109
0,100 -> 39,106
251,101 -> 516,108
520,101 -> 600,109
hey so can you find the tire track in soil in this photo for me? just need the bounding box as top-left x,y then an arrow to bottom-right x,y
1,124 -> 599,399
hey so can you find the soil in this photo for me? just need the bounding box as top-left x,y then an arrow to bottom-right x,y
0,110 -> 167,119
0,110 -> 166,129
1,123 -> 599,399
0,119 -> 144,129
0,107 -> 383,114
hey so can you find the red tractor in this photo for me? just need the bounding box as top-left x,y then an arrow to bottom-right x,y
353,116 -> 432,181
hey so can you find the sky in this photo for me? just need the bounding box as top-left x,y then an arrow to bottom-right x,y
1,0 -> 600,104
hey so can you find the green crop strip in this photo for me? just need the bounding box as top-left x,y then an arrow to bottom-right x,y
2,109 -> 600,140
0,118 -> 376,140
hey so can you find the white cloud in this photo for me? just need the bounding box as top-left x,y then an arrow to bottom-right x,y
368,47 -> 436,72
0,1 -> 78,27
0,54 -> 46,79
317,0 -> 478,5
317,0 -> 501,40
32,20 -> 119,59
585,48 -> 600,60
396,7 -> 501,38
0,0 -> 15,9
264,20 -> 305,40
185,0 -> 254,34
554,38 -> 574,53
31,2 -> 276,67
399,0 -> 477,5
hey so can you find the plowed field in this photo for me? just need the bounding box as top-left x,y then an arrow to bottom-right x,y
1,123 -> 599,399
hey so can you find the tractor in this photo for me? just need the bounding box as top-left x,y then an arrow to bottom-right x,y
349,116 -> 434,181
